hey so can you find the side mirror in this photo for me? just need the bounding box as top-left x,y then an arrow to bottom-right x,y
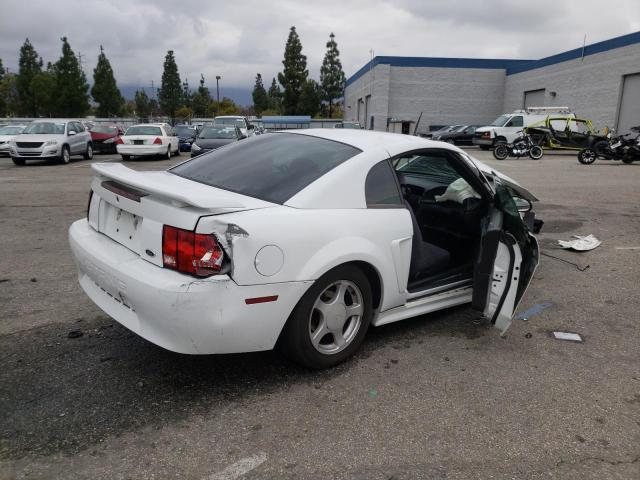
68,130 -> 76,136
513,196 -> 532,213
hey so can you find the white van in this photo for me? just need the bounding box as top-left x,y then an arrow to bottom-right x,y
473,107 -> 575,149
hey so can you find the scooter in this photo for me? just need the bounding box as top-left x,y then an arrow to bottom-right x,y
578,126 -> 640,164
492,131 -> 543,160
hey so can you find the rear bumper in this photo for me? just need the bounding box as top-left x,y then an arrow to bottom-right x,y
69,219 -> 311,354
117,145 -> 166,156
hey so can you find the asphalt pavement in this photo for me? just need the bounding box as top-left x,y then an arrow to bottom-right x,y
0,146 -> 638,479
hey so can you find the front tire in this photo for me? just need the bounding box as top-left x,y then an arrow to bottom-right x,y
83,143 -> 93,160
280,265 -> 373,369
60,145 -> 71,164
578,149 -> 596,165
12,157 -> 25,166
493,144 -> 509,160
165,146 -> 171,159
529,145 -> 543,160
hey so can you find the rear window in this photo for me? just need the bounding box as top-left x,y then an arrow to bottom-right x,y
171,133 -> 361,204
91,126 -> 118,134
126,126 -> 162,136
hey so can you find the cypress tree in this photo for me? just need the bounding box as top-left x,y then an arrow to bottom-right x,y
182,78 -> 192,109
16,39 -> 42,116
297,79 -> 321,117
267,77 -> 282,113
134,89 -> 152,119
277,27 -> 308,115
91,45 -> 124,117
158,50 -> 182,122
52,37 -> 90,117
192,74 -> 212,117
320,33 -> 346,118
252,73 -> 269,114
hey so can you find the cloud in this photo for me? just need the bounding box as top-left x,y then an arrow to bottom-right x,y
0,0 -> 637,95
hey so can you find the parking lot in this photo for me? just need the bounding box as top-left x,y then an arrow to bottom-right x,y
1,148 -> 639,479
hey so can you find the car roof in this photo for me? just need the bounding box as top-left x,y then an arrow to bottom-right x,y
285,128 -> 436,155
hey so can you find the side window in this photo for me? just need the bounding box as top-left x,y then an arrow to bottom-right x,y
76,122 -> 85,132
507,116 -> 523,127
550,119 -> 567,130
365,160 -> 403,207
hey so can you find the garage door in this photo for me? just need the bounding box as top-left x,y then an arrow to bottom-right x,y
616,73 -> 640,135
524,89 -> 545,108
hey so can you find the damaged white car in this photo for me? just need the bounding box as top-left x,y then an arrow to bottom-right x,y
69,130 -> 540,369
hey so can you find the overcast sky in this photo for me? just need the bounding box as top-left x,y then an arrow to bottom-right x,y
1,0 -> 639,94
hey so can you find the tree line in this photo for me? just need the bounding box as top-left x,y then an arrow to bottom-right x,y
0,27 -> 346,120
252,28 -> 346,118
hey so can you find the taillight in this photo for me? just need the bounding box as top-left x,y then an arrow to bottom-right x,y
116,137 -> 124,144
162,225 -> 225,277
153,137 -> 163,145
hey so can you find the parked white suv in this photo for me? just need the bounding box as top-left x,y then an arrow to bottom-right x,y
473,108 -> 575,149
10,120 -> 93,165
214,116 -> 255,137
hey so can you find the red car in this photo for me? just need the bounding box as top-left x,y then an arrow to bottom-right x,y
89,125 -> 125,154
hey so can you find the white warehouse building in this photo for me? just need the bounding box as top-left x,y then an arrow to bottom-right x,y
343,31 -> 640,135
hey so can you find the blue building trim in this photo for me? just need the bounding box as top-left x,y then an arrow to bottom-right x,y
346,56 -> 530,86
346,31 -> 640,85
506,30 -> 640,75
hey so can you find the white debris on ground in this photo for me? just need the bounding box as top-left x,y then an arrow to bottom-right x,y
558,234 -> 602,251
552,331 -> 584,342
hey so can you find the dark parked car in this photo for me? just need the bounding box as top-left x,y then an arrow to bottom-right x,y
190,125 -> 245,157
432,125 -> 480,145
89,125 -> 124,154
174,124 -> 199,152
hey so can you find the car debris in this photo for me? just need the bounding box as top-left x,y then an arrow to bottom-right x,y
516,301 -> 554,321
558,234 -> 601,251
551,331 -> 583,342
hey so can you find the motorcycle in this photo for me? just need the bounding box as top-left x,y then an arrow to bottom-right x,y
492,131 -> 544,160
578,126 -> 640,164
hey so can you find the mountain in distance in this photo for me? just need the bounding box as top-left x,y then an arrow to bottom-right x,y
119,84 -> 253,107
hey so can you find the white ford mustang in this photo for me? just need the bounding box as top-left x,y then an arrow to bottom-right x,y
69,129 -> 540,369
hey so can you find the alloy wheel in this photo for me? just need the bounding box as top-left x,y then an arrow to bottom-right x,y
308,280 -> 363,355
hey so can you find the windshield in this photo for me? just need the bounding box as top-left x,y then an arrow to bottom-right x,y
23,122 -> 66,135
174,126 -> 196,136
91,126 -> 118,134
490,115 -> 510,127
215,118 -> 245,127
0,126 -> 24,135
125,126 -> 162,136
198,126 -> 237,139
171,133 -> 361,204
343,122 -> 361,129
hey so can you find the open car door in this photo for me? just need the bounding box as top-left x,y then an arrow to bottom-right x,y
472,181 -> 540,334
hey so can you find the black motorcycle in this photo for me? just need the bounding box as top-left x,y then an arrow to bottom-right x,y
492,131 -> 543,160
578,126 -> 640,164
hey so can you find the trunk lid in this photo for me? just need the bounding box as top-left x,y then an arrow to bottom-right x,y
89,163 -> 274,267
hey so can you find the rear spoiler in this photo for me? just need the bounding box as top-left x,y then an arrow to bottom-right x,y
91,163 -> 246,209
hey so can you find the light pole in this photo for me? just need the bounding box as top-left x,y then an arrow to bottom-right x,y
215,75 -> 221,103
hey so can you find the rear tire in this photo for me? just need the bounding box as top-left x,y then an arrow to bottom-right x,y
493,144 -> 509,160
121,155 -> 131,161
12,157 -> 25,166
578,149 -> 596,165
60,145 -> 71,164
83,143 -> 93,160
529,145 -> 543,160
622,157 -> 635,164
165,146 -> 171,159
279,265 -> 373,369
